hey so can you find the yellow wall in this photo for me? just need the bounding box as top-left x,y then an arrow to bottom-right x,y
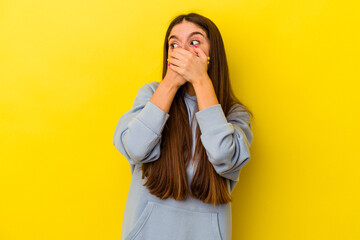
1,0 -> 359,239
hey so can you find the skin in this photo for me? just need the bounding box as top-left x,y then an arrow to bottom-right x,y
150,20 -> 219,113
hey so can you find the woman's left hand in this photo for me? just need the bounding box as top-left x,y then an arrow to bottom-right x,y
168,46 -> 209,85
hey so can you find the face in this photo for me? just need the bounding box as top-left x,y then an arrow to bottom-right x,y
168,20 -> 210,57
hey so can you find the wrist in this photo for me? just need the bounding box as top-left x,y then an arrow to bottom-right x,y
160,77 -> 179,93
192,75 -> 211,89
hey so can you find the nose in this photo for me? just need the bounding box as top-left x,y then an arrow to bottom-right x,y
182,43 -> 196,54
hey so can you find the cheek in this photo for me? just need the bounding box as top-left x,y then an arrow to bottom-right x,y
200,44 -> 209,55
205,43 -> 210,54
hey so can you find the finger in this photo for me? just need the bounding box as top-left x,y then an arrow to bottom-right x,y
193,45 -> 207,60
172,46 -> 189,58
169,51 -> 182,61
169,61 -> 182,75
168,56 -> 183,68
169,47 -> 187,63
169,47 -> 186,61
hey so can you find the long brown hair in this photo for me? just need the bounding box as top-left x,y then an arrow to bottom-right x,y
140,12 -> 253,208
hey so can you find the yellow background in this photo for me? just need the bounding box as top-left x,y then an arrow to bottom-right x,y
1,0 -> 359,239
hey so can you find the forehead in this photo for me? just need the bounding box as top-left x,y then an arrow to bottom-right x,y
169,21 -> 207,39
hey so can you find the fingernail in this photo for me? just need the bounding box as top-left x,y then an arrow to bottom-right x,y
204,51 -> 206,54
194,45 -> 197,48
168,63 -> 170,66
171,49 -> 173,52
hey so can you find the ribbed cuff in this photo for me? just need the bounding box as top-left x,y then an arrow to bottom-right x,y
195,104 -> 228,133
136,101 -> 170,135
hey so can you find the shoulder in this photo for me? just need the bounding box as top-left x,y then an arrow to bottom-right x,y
132,82 -> 161,108
147,81 -> 160,90
137,81 -> 160,97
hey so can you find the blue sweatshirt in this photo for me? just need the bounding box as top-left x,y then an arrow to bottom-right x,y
113,81 -> 253,240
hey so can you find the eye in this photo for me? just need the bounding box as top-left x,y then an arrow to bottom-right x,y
170,43 -> 179,48
191,40 -> 200,46
170,40 -> 200,49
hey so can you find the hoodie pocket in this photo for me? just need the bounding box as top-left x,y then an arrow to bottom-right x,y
125,200 -> 223,240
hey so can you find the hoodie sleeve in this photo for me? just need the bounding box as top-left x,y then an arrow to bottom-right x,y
195,103 -> 253,192
112,82 -> 170,165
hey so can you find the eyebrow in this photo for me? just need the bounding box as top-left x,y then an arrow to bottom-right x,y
168,31 -> 205,42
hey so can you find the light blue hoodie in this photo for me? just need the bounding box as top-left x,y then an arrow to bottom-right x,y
113,81 -> 253,240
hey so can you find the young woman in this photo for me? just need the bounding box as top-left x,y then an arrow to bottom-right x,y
113,12 -> 254,240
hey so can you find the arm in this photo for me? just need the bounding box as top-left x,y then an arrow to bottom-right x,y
149,78 -> 179,114
195,103 -> 253,192
192,75 -> 253,192
192,75 -> 219,111
112,81 -> 177,165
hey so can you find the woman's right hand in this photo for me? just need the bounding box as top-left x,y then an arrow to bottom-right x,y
163,65 -> 187,89
151,59 -> 186,114
163,49 -> 188,89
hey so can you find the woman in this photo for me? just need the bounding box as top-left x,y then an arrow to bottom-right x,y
113,12 -> 254,240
